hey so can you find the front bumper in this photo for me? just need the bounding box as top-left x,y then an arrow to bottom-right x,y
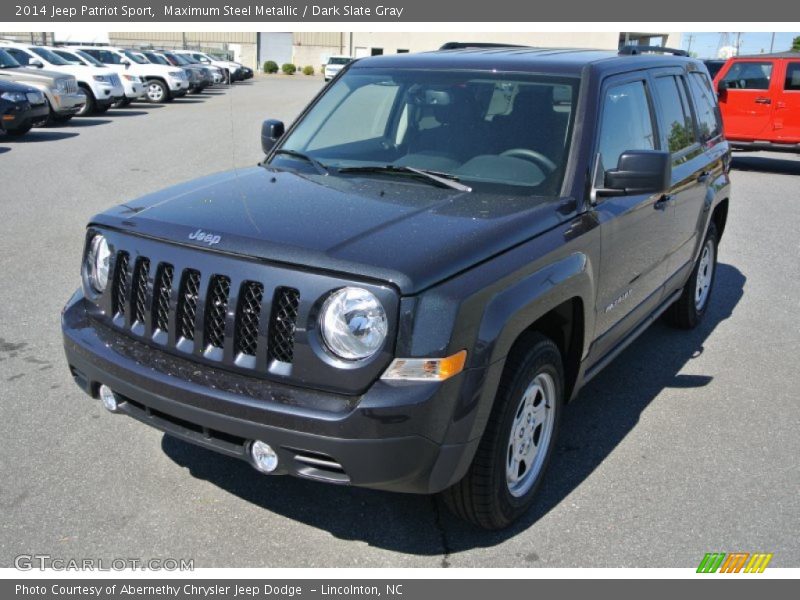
1,101 -> 48,129
168,78 -> 190,92
62,292 -> 479,494
95,84 -> 124,107
52,92 -> 85,115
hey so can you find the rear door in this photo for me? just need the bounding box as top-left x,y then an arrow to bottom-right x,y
716,59 -> 776,141
775,60 -> 800,143
648,68 -> 710,283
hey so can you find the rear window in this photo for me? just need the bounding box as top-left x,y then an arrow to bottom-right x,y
721,61 -> 773,90
785,63 -> 800,91
688,72 -> 723,140
654,75 -> 696,154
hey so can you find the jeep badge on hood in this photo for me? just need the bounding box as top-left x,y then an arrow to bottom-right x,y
188,229 -> 221,246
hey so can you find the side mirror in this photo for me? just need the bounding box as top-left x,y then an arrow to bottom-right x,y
261,119 -> 285,154
717,79 -> 729,99
120,59 -> 130,68
597,150 -> 671,198
29,59 -> 44,68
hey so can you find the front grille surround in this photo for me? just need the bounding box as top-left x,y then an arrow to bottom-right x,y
96,231 -> 397,394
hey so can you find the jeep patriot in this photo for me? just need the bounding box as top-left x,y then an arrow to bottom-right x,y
62,44 -> 731,528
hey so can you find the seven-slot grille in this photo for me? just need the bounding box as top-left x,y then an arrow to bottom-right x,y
109,252 -> 300,369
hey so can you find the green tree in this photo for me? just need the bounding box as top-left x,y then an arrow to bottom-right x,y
792,36 -> 800,51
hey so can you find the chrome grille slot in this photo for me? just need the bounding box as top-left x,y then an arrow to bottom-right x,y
203,275 -> 230,360
235,281 -> 264,358
268,287 -> 300,364
111,252 -> 129,318
152,263 -> 174,338
131,257 -> 150,330
176,269 -> 200,347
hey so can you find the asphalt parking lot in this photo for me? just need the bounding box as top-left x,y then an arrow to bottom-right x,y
1,76 -> 798,568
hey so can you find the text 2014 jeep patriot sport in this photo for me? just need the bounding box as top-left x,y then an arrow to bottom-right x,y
62,45 -> 731,529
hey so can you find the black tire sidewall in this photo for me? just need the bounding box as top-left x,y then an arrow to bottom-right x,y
489,340 -> 564,524
685,222 -> 719,325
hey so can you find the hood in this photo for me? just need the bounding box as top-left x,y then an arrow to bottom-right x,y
91,167 -> 570,294
0,66 -> 67,85
0,78 -> 38,93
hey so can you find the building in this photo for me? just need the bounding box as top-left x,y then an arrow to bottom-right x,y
0,31 -> 681,71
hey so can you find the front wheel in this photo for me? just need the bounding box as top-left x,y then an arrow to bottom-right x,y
667,222 -> 718,329
76,86 -> 95,116
4,123 -> 32,136
441,333 -> 563,529
145,80 -> 169,103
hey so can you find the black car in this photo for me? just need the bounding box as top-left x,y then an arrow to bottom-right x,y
0,79 -> 48,136
62,44 -> 731,529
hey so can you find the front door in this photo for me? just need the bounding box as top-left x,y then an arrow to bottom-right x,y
717,60 -> 776,141
590,74 -> 674,361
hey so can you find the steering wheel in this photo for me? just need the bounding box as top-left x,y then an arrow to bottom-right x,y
500,148 -> 557,174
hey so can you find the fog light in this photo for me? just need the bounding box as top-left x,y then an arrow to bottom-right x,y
98,385 -> 118,412
250,440 -> 279,473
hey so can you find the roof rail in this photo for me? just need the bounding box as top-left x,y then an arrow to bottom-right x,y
438,42 -> 529,51
619,45 -> 689,57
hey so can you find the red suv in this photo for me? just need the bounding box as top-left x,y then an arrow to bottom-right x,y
713,52 -> 800,151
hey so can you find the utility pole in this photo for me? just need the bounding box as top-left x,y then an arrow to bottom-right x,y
770,32 -> 775,53
686,34 -> 695,55
735,32 -> 742,55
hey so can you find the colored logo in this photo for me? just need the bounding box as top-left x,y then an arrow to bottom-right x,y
697,552 -> 773,573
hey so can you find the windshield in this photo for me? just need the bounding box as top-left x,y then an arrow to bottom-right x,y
0,49 -> 20,68
29,47 -> 70,65
73,50 -> 105,67
165,53 -> 189,65
274,68 -> 579,195
122,50 -> 148,64
328,57 -> 351,65
144,52 -> 170,66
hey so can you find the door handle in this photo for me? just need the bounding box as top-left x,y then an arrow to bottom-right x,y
754,97 -> 772,104
654,194 -> 674,210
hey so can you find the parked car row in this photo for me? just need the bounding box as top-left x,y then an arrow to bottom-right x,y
0,41 -> 254,138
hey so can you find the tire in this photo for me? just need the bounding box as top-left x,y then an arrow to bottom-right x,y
114,98 -> 131,108
4,123 -> 32,136
144,79 -> 169,103
94,104 -> 110,114
441,332 -> 564,529
666,222 -> 719,329
76,86 -> 95,116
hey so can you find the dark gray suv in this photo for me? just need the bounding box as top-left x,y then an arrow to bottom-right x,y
62,44 -> 731,529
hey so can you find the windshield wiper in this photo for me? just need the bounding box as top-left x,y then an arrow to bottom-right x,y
273,149 -> 329,175
337,165 -> 472,192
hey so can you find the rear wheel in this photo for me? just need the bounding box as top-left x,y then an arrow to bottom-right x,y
441,333 -> 563,529
667,222 -> 718,329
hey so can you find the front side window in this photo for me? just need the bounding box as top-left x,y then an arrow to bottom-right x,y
597,80 -> 656,172
5,48 -> 33,66
722,61 -> 773,90
74,50 -> 105,67
785,63 -> 800,91
122,50 -> 148,65
84,49 -> 124,65
654,75 -> 696,154
275,68 -> 579,195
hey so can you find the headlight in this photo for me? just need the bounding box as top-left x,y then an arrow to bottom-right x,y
93,75 -> 110,83
86,234 -> 111,293
320,287 -> 387,360
55,78 -> 70,93
1,91 -> 27,102
169,70 -> 184,78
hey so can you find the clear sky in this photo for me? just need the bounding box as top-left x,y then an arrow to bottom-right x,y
681,32 -> 799,58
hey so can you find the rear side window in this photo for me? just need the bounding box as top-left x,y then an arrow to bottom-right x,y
722,61 -> 773,90
598,80 -> 656,171
688,72 -> 723,140
785,63 -> 800,91
654,75 -> 697,153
